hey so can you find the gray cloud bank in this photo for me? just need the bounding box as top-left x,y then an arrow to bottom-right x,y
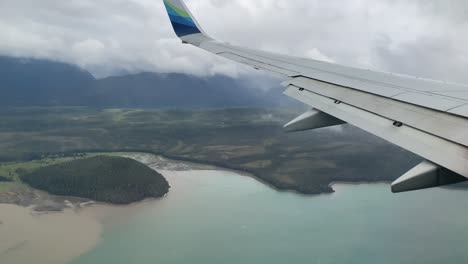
0,0 -> 467,83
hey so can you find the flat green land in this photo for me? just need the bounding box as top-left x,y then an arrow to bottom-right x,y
0,107 -> 422,194
0,156 -> 83,193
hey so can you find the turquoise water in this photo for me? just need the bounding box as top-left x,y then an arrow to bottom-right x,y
72,170 -> 468,264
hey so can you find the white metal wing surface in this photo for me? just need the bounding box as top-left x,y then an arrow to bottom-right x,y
163,0 -> 468,192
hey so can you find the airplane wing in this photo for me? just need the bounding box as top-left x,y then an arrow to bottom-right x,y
162,0 -> 468,192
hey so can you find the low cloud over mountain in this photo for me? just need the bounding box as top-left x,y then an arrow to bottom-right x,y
0,56 -> 297,108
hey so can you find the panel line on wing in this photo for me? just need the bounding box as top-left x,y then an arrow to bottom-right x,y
222,44 -> 468,94
218,52 -> 298,76
216,43 -> 468,111
285,77 -> 468,148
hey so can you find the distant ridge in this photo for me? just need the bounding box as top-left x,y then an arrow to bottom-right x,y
0,56 -> 95,106
0,56 -> 296,108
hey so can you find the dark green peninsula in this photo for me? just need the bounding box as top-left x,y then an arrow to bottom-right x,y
20,156 -> 170,204
0,176 -> 12,182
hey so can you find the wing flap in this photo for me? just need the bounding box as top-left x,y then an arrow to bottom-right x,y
392,92 -> 464,112
283,76 -> 468,148
450,104 -> 468,116
284,84 -> 468,179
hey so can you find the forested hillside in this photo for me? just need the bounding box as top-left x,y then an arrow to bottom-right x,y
20,156 -> 169,204
0,176 -> 12,182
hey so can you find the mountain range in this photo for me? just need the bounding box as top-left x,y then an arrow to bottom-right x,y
0,56 -> 296,108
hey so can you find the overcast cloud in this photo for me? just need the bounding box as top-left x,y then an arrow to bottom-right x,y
0,0 -> 467,83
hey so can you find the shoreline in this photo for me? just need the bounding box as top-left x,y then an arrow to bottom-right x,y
0,152 -> 408,211
3,151 -> 464,212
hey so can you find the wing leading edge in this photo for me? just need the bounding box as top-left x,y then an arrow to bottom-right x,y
162,0 -> 468,192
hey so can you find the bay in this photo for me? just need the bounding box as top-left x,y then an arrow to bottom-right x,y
71,170 -> 468,264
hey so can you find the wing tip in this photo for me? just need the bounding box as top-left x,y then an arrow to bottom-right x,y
163,0 -> 207,39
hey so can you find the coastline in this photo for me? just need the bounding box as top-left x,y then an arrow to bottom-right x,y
125,153 -> 400,197
1,153 -> 460,264
0,153 -> 182,212
0,152 -> 406,211
0,153 -> 298,264
0,157 -> 246,264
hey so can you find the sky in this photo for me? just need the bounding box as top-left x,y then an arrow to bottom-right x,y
0,0 -> 467,83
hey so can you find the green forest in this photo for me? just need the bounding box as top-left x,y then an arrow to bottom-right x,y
0,176 -> 11,182
20,156 -> 170,204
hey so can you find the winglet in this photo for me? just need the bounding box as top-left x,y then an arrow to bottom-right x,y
163,0 -> 208,40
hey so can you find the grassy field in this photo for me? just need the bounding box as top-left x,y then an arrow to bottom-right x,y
0,107 -> 423,194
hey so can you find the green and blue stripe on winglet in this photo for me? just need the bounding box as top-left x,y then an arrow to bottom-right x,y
163,0 -> 201,37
